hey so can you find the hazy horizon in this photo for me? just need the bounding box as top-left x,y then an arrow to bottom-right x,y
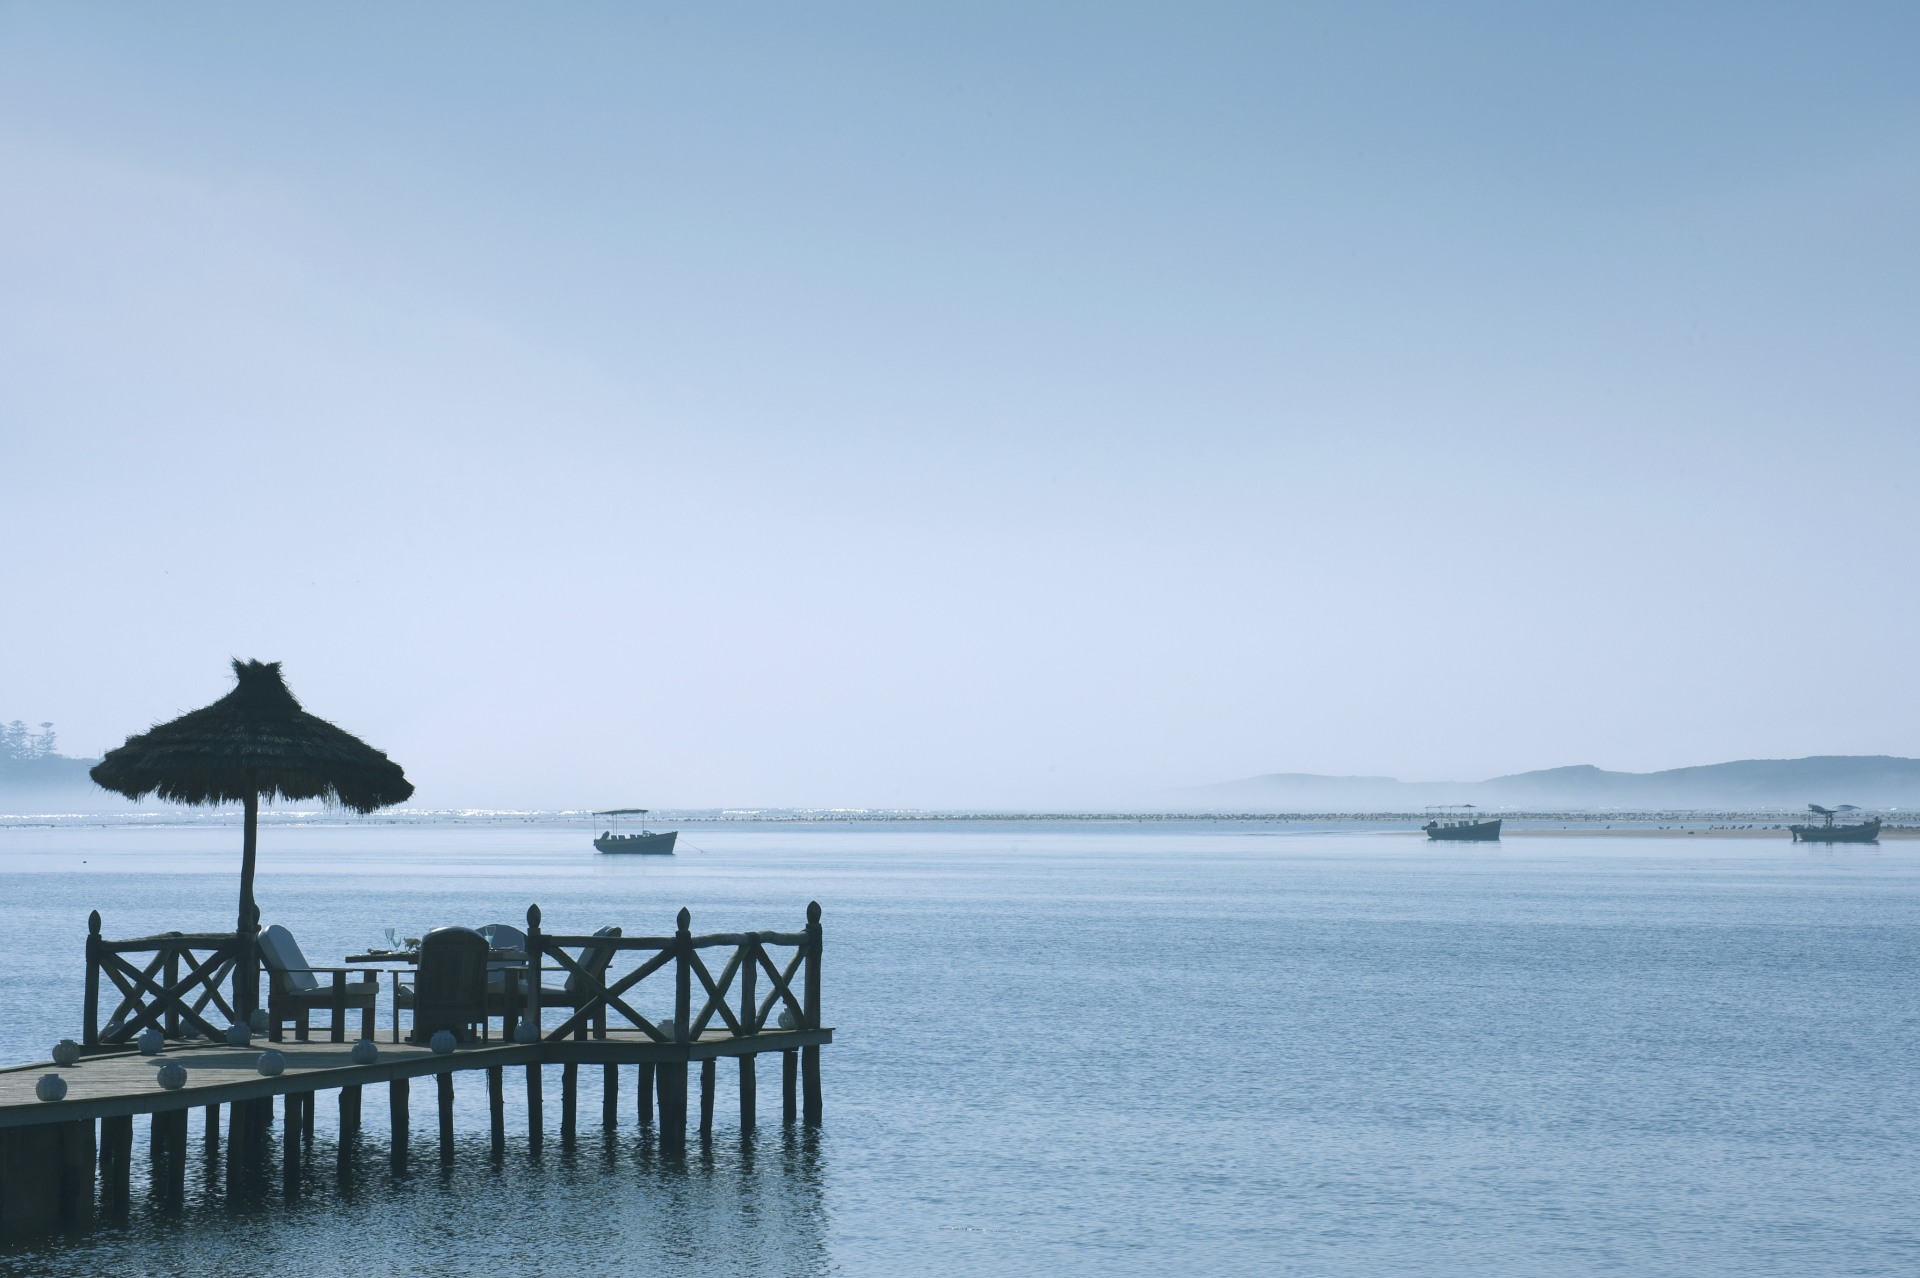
6,5 -> 1918,810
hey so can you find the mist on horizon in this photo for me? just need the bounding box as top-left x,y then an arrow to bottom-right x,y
4,5 -> 1917,811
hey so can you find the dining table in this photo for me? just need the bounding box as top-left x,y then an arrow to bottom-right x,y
344,949 -> 532,1043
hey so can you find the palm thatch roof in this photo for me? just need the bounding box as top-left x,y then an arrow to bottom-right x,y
90,659 -> 413,811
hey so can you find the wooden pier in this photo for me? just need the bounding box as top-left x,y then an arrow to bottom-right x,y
0,902 -> 831,1240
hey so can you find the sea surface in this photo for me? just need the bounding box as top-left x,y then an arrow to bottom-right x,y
0,819 -> 1915,1276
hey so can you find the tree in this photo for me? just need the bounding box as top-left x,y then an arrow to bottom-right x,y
34,723 -> 56,758
0,721 -> 25,761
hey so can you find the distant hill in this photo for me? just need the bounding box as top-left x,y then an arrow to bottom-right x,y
0,750 -> 115,811
1189,756 -> 1920,811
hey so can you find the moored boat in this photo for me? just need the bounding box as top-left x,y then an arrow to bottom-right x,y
1423,805 -> 1502,841
1788,804 -> 1880,843
592,808 -> 678,855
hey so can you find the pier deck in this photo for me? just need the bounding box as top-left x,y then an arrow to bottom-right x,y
0,1028 -> 833,1128
0,899 -> 831,1239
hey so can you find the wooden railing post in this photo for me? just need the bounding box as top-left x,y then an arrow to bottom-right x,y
803,902 -> 822,1031
674,908 -> 692,1045
84,911 -> 102,1047
164,946 -> 180,1040
525,903 -> 543,1035
658,907 -> 693,1155
524,903 -> 544,1153
740,935 -> 758,1035
802,901 -> 823,1125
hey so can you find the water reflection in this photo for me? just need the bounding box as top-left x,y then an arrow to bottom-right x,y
0,1113 -> 829,1277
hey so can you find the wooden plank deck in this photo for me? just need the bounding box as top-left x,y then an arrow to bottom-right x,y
0,1027 -> 833,1129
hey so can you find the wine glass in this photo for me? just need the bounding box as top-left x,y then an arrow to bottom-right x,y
383,927 -> 397,951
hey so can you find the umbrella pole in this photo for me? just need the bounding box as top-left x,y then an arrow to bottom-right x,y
238,792 -> 260,1016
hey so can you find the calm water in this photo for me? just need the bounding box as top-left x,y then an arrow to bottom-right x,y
0,821 -> 1915,1276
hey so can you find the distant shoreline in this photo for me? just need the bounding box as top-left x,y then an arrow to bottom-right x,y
1502,825 -> 1920,839
5,807 -> 1919,834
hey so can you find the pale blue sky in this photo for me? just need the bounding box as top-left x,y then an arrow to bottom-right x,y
3,4 -> 1916,808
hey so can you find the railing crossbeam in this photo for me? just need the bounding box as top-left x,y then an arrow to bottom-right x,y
540,944 -> 675,1043
753,945 -> 807,1030
689,946 -> 745,1037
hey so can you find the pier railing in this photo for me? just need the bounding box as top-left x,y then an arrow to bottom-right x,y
524,901 -> 822,1045
83,911 -> 245,1048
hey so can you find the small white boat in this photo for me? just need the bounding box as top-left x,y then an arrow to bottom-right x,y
592,808 -> 678,855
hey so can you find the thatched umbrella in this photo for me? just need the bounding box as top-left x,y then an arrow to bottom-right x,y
91,659 -> 413,1011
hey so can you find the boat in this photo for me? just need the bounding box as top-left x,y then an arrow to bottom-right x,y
1788,804 -> 1880,843
592,808 -> 678,855
1423,804 -> 1502,841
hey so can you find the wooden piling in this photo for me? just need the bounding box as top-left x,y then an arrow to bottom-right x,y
658,1063 -> 688,1154
802,1046 -> 823,1125
0,1122 -> 89,1235
282,1093 -> 301,1195
633,1059 -> 656,1120
0,1127 -> 50,1235
224,1098 -> 258,1198
526,1063 -> 543,1153
338,1084 -> 362,1181
148,1109 -> 184,1209
223,1099 -> 241,1197
561,1061 -> 578,1146
487,1066 -> 505,1161
783,1050 -> 798,1124
438,1071 -> 455,1166
251,1097 -> 272,1167
390,1076 -> 409,1173
61,1118 -> 96,1225
739,1055 -> 756,1130
700,1058 -> 716,1139
203,1103 -> 220,1159
603,1062 -> 618,1128
98,1114 -> 133,1218
300,1088 -> 315,1151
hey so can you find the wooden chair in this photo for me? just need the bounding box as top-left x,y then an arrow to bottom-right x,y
477,922 -> 528,1020
406,926 -> 491,1044
258,925 -> 378,1043
531,925 -> 622,1036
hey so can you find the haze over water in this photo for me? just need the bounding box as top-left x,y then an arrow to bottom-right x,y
3,819 -> 1915,1276
5,5 -> 1920,809
5,7 -> 1919,1274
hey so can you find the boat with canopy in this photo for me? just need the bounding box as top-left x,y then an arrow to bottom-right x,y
1422,804 -> 1503,841
1788,804 -> 1880,843
592,809 -> 678,855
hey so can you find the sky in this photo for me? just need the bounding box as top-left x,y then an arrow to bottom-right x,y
2,3 -> 1917,809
